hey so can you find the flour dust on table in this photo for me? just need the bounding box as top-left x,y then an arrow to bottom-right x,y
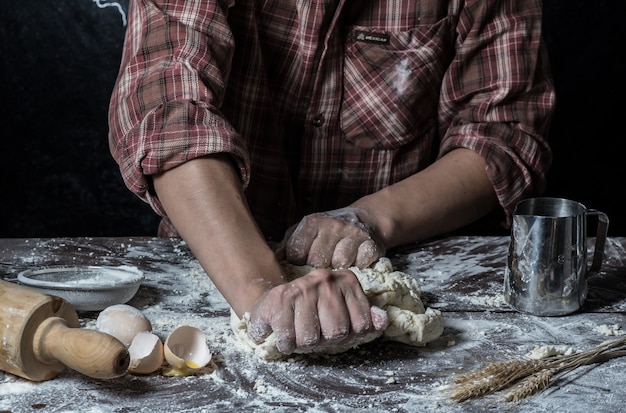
232,258 -> 444,360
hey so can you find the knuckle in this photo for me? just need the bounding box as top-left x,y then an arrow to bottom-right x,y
286,241 -> 308,263
265,284 -> 290,302
300,213 -> 322,229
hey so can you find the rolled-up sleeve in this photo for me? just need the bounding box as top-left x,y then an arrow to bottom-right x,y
108,0 -> 249,216
438,0 -> 555,225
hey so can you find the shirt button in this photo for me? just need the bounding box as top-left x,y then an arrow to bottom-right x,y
312,114 -> 324,127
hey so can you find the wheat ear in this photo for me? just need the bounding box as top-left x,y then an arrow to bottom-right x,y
505,367 -> 557,402
452,336 -> 626,403
451,359 -> 545,402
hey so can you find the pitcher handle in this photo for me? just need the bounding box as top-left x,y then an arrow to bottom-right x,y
587,209 -> 609,274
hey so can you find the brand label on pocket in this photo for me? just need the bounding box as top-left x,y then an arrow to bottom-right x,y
355,31 -> 390,45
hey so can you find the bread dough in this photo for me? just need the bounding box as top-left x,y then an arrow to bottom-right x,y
231,258 -> 444,360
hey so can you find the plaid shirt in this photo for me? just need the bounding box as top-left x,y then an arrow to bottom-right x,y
109,0 -> 554,240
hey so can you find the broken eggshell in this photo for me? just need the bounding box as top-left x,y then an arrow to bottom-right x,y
163,326 -> 212,376
127,331 -> 164,374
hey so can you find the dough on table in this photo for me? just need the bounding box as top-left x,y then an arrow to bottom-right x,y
231,257 -> 444,360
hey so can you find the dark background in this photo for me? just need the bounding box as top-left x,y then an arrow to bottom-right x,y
1,1 -> 624,238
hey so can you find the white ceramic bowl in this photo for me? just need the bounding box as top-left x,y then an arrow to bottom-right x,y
17,265 -> 144,311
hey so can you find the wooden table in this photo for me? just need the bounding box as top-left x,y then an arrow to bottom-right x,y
1,236 -> 625,412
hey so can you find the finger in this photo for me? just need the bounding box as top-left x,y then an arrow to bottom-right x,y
285,220 -> 317,265
247,313 -> 274,345
251,286 -> 298,354
306,233 -> 337,268
370,305 -> 389,331
293,298 -> 322,349
331,237 -> 359,269
316,278 -> 351,346
273,307 -> 298,354
338,270 -> 373,335
355,239 -> 383,268
318,310 -> 350,346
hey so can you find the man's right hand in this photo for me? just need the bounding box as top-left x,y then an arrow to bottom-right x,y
247,267 -> 389,354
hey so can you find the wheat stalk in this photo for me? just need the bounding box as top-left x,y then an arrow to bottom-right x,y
451,336 -> 626,403
451,359 -> 546,402
505,367 -> 557,401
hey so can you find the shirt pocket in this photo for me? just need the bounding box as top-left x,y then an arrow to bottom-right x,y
340,17 -> 455,150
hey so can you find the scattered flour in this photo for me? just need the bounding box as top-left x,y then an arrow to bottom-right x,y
253,378 -> 268,394
526,345 -> 575,360
3,236 -> 626,413
594,324 -> 624,336
466,293 -> 504,307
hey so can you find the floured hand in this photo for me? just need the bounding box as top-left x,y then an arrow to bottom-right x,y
232,258 -> 444,360
275,207 -> 385,269
243,267 -> 389,355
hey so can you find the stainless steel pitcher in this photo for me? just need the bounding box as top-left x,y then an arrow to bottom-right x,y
503,197 -> 609,316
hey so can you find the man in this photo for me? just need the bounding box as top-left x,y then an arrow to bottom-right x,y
109,0 -> 554,355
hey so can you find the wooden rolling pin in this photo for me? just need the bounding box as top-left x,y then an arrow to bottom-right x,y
0,279 -> 129,381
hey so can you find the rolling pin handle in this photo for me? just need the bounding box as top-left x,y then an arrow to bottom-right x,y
33,317 -> 130,379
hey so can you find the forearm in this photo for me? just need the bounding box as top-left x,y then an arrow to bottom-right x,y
152,155 -> 285,317
353,148 -> 499,249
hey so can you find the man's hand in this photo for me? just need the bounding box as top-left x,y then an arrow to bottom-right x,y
276,207 -> 386,269
246,268 -> 389,354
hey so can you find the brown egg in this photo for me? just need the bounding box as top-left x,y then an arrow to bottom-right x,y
95,304 -> 152,347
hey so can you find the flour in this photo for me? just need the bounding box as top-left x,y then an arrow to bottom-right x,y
466,293 -> 505,308
526,345 -> 575,360
0,375 -> 36,396
594,323 -> 624,336
2,236 -> 626,413
232,258 -> 444,360
253,377 -> 268,393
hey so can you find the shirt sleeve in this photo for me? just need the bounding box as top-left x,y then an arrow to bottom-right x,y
108,0 -> 249,217
438,0 -> 555,225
